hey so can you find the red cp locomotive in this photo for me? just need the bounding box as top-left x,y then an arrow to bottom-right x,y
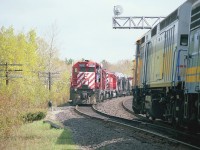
70,60 -> 132,105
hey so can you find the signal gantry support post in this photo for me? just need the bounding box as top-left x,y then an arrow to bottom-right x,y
113,16 -> 165,29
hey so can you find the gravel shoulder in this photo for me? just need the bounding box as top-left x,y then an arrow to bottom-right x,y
45,105 -> 190,150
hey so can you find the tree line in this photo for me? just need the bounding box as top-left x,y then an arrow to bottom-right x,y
0,26 -> 133,142
65,59 -> 133,76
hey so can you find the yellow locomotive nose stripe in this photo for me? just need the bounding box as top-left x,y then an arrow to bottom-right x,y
186,66 -> 200,74
186,66 -> 200,82
186,75 -> 200,82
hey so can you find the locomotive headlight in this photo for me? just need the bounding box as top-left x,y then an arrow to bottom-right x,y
74,88 -> 77,92
93,89 -> 95,92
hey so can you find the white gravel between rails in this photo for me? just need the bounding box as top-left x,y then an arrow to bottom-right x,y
45,105 -> 190,150
95,96 -> 137,120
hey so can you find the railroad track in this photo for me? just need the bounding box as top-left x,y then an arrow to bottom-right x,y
75,103 -> 200,149
121,98 -> 178,128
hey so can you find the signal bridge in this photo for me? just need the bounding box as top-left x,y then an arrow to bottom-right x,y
113,5 -> 165,29
113,16 -> 165,29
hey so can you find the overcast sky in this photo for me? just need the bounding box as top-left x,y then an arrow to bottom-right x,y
0,0 -> 186,63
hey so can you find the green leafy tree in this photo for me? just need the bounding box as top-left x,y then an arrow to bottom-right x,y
65,58 -> 74,65
0,26 -> 71,141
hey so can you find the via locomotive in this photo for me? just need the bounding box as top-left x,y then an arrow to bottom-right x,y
70,60 -> 132,105
132,0 -> 200,129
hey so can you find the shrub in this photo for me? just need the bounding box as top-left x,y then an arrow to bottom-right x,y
23,111 -> 46,123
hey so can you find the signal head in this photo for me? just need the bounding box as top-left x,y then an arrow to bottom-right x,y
113,5 -> 123,16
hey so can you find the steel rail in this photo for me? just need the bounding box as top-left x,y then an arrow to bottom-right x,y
92,104 -> 196,137
75,105 -> 200,149
121,99 -> 200,138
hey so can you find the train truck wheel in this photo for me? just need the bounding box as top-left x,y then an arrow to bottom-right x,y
97,92 -> 103,102
146,111 -> 155,120
151,116 -> 155,121
132,107 -> 140,114
146,111 -> 150,119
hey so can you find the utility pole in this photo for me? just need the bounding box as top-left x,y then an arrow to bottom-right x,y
48,72 -> 51,91
6,62 -> 8,85
38,71 -> 60,91
0,62 -> 23,85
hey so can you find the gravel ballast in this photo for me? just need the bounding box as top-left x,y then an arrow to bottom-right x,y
47,105 -> 190,150
95,96 -> 136,120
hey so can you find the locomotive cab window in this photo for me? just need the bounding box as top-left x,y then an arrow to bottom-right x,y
80,67 -> 86,72
88,67 -> 95,72
180,34 -> 188,46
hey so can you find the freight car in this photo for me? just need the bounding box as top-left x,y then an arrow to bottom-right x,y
115,72 -> 132,97
132,0 -> 200,129
70,60 -> 132,105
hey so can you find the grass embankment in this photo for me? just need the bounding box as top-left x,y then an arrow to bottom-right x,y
6,120 -> 77,150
